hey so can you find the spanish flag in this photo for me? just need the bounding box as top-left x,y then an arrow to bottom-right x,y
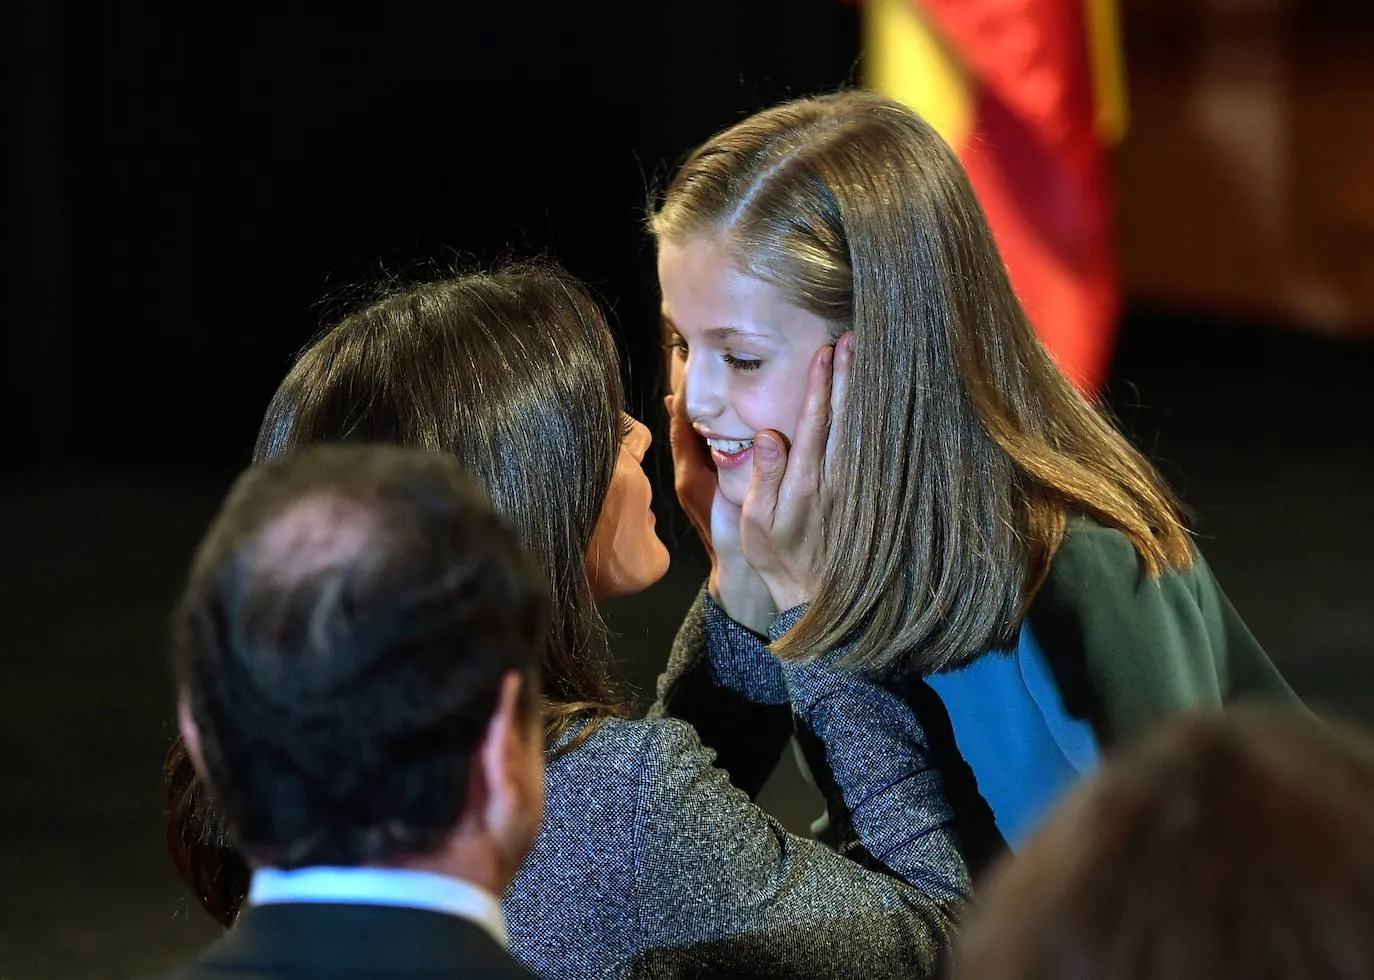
864,0 -> 1127,393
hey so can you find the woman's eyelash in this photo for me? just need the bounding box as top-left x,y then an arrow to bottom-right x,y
724,353 -> 762,372
620,414 -> 636,437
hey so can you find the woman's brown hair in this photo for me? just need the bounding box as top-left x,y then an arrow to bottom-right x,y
955,705 -> 1374,979
251,264 -> 630,739
651,89 -> 1192,673
166,263 -> 633,926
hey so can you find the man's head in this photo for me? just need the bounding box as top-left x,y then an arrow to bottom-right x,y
173,443 -> 547,889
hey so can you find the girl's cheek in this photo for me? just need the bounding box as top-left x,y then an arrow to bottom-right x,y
745,380 -> 795,430
730,387 -> 770,431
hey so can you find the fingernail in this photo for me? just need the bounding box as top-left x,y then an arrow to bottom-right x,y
757,434 -> 781,460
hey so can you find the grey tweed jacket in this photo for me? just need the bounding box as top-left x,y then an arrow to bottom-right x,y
502,589 -> 970,979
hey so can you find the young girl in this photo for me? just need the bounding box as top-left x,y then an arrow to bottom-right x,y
649,89 -> 1299,873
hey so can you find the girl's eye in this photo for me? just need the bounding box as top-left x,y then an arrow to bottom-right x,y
723,353 -> 763,372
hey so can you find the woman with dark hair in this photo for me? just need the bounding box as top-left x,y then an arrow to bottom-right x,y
954,705 -> 1374,980
165,263 -> 968,979
650,89 -> 1299,871
165,741 -> 248,929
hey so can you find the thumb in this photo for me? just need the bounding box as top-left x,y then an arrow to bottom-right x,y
743,431 -> 786,529
665,395 -> 697,456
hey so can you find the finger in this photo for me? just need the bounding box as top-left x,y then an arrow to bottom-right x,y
666,394 -> 709,468
778,344 -> 833,510
824,333 -> 853,477
664,393 -> 716,536
741,430 -> 787,540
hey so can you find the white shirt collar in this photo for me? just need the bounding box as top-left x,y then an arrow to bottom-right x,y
248,866 -> 508,948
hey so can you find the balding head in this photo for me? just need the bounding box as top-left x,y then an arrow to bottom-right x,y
172,443 -> 548,870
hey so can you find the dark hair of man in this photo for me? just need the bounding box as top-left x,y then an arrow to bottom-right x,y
173,443 -> 547,869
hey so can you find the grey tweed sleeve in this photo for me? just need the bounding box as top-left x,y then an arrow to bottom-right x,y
628,720 -> 962,979
771,606 -> 971,903
648,585 -> 793,799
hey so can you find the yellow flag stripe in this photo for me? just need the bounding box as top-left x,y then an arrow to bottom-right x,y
862,0 -> 974,148
1085,0 -> 1128,144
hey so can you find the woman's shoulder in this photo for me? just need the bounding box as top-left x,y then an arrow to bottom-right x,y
547,715 -> 716,787
536,714 -> 747,877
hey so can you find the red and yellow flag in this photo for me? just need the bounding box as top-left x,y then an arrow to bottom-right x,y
864,0 -> 1127,393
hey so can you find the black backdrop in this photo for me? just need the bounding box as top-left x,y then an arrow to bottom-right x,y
7,1 -> 860,471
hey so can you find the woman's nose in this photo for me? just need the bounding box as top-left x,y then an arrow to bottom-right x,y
627,417 -> 652,460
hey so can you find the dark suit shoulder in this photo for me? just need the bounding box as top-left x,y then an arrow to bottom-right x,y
173,903 -> 534,979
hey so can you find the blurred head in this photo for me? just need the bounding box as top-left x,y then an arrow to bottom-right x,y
957,706 -> 1374,980
651,89 -> 1190,673
173,444 -> 547,885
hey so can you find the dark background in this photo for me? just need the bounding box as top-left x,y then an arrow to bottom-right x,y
7,1 -> 862,472
4,2 -> 1372,976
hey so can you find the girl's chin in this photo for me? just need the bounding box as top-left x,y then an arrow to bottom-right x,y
717,474 -> 749,509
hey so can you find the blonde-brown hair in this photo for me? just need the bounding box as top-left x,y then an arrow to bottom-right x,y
652,89 -> 1192,673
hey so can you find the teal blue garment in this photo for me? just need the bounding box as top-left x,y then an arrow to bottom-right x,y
926,621 -> 1101,848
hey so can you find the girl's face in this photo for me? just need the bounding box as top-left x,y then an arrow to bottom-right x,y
658,237 -> 834,507
586,415 -> 671,598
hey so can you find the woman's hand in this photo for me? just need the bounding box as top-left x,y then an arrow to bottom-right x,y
666,392 -> 776,633
740,334 -> 852,614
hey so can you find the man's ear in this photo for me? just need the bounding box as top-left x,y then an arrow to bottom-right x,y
178,695 -> 208,779
476,672 -> 545,862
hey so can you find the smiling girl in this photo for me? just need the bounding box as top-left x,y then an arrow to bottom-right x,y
650,90 -> 1300,872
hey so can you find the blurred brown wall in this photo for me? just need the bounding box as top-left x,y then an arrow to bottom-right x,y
1116,0 -> 1374,334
